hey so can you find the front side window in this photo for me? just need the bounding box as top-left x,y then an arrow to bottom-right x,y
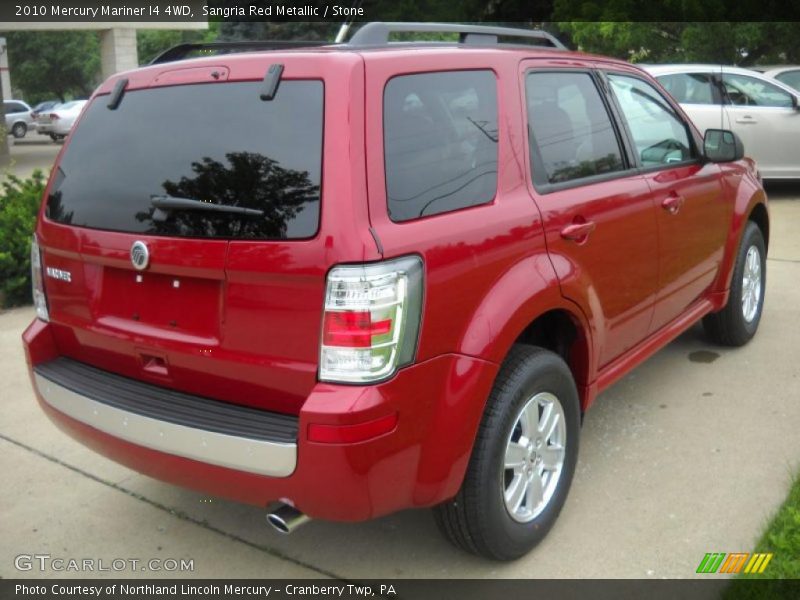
526,71 -> 625,185
657,72 -> 716,105
384,70 -> 498,222
722,73 -> 794,107
608,74 -> 694,168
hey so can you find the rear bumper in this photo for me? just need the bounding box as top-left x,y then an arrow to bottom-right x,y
32,360 -> 297,477
23,318 -> 498,522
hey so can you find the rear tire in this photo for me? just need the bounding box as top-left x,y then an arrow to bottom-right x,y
434,345 -> 580,560
11,122 -> 27,138
703,222 -> 766,346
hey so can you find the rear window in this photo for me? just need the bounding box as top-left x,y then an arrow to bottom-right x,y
47,81 -> 323,240
383,70 -> 498,222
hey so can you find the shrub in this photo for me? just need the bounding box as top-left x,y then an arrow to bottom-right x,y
0,170 -> 46,308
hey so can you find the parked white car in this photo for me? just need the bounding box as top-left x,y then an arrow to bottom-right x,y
4,99 -> 35,138
645,64 -> 800,179
752,66 -> 800,92
36,100 -> 88,141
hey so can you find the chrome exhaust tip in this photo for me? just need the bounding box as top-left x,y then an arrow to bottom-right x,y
266,504 -> 310,534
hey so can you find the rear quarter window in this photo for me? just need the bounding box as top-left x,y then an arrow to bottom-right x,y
383,70 -> 498,222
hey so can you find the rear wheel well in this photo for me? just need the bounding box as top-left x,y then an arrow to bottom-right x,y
513,309 -> 590,409
748,203 -> 769,250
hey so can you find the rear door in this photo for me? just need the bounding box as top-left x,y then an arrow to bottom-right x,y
38,53 -> 376,416
523,63 -> 659,367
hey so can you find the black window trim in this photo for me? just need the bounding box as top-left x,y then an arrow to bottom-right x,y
524,67 -> 636,195
382,67 -> 500,223
600,69 -> 704,176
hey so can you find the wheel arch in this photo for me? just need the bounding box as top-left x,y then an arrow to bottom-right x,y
456,254 -> 595,411
712,176 -> 769,299
748,201 -> 769,250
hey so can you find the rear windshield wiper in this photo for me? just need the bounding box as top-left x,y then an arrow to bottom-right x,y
150,195 -> 264,218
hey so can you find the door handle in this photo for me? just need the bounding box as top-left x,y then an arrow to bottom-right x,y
661,194 -> 685,215
735,115 -> 757,124
560,220 -> 596,242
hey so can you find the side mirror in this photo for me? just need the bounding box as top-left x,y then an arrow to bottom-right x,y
704,129 -> 745,163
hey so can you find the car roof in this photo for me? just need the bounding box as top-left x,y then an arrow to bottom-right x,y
642,64 -> 760,76
760,66 -> 800,76
143,43 -> 636,71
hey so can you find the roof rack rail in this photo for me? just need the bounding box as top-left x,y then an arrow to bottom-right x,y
347,22 -> 566,49
150,40 -> 331,65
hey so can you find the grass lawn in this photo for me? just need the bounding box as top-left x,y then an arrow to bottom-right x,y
725,472 -> 800,598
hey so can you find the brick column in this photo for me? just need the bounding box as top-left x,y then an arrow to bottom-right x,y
100,28 -> 139,79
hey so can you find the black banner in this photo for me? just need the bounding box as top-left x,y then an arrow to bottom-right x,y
4,579 -> 800,600
1,0 -> 799,24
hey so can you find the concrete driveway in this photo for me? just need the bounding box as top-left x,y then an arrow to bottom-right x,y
3,137 -> 61,180
1,179 -> 798,579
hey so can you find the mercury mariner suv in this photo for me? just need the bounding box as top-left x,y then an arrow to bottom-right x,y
23,23 -> 768,560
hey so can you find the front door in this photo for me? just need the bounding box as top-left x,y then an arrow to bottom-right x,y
604,71 -> 731,332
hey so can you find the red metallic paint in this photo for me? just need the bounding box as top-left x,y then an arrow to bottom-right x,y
23,46 -> 768,521
25,318 -> 497,520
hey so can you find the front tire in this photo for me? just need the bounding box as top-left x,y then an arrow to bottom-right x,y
703,221 -> 766,346
11,122 -> 27,138
434,345 -> 580,560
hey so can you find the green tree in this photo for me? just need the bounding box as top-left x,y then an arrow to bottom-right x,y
137,23 -> 220,64
552,0 -> 800,65
3,31 -> 100,103
555,21 -> 800,65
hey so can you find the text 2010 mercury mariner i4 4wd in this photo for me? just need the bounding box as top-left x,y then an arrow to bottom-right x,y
23,23 -> 768,560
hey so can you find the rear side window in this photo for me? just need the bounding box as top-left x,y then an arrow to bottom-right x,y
657,73 -> 716,105
5,102 -> 26,114
47,81 -> 323,240
526,71 -> 625,186
384,70 -> 498,222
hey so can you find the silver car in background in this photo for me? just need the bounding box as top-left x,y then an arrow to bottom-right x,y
751,65 -> 800,92
645,64 -> 800,179
4,99 -> 35,138
36,100 -> 88,142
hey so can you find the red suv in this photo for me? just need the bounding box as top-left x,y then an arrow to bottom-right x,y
23,23 -> 768,560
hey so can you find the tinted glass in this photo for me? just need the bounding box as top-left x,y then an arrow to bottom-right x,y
657,73 -> 716,104
722,73 -> 794,107
608,74 -> 694,167
47,81 -> 323,240
384,70 -> 498,222
775,70 -> 800,91
5,102 -> 26,114
526,71 -> 625,185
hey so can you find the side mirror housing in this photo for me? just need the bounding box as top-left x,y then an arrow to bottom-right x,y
704,129 -> 745,163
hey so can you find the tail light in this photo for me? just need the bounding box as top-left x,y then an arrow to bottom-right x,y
320,256 -> 423,383
50,113 -> 60,120
30,236 -> 49,321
